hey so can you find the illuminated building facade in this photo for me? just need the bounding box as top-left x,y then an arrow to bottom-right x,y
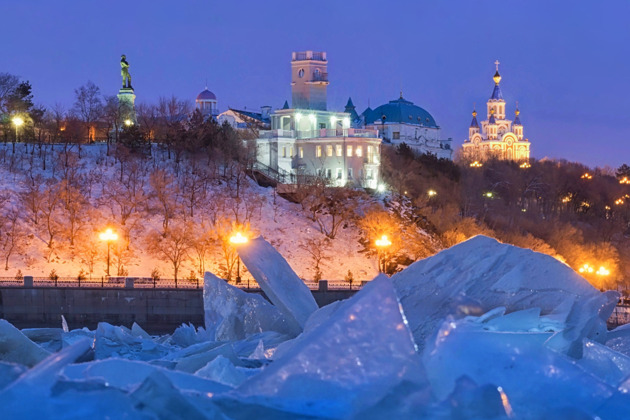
256,51 -> 381,189
462,61 -> 530,161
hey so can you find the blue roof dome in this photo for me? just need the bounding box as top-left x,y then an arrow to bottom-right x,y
363,96 -> 438,128
196,88 -> 216,101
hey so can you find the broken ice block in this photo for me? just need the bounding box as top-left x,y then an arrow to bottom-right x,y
392,235 -> 604,352
204,271 -> 301,341
232,276 -> 423,418
236,236 -> 318,329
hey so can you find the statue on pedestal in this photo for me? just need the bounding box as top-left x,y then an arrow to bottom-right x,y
121,54 -> 132,89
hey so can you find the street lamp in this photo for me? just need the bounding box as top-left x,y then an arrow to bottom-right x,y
375,234 -> 392,273
229,232 -> 249,286
99,228 -> 118,277
12,116 -> 24,153
124,119 -> 133,127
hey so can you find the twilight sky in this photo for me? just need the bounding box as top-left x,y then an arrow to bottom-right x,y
3,1 -> 629,168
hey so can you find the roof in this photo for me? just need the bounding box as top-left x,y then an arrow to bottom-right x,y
362,96 -> 438,128
230,108 -> 264,122
470,114 -> 479,128
514,114 -> 521,125
490,84 -> 503,100
196,89 -> 216,101
344,97 -> 359,121
282,100 -> 289,110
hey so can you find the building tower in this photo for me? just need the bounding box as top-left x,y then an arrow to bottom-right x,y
291,51 -> 329,110
195,87 -> 218,119
469,107 -> 480,139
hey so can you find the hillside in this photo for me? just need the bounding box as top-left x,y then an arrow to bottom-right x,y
0,142 -> 436,283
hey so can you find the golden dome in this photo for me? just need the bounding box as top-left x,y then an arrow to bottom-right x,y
472,110 -> 477,117
493,70 -> 501,85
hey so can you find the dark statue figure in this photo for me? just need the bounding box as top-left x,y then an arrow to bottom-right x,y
121,54 -> 132,89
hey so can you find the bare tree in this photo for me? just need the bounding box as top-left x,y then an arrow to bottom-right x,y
190,221 -> 213,276
145,223 -> 192,282
72,81 -> 103,144
178,162 -> 209,219
299,237 -> 330,281
0,210 -> 26,270
103,95 -> 123,152
39,180 -> 62,250
148,168 -> 180,234
310,187 -> 360,239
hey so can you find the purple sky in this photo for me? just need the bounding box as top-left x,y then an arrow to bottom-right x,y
3,1 -> 629,168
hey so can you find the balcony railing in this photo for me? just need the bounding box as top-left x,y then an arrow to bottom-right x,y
294,51 -> 326,61
311,72 -> 328,82
260,128 -> 379,140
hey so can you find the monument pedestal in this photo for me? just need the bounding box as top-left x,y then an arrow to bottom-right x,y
117,87 -> 137,125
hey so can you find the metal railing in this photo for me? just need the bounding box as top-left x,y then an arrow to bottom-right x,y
252,161 -> 294,184
259,128 -> 378,140
0,276 -> 202,289
0,276 -> 363,291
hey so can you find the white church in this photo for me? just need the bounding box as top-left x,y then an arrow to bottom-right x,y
461,61 -> 531,162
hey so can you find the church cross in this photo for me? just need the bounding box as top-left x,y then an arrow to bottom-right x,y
495,60 -> 500,71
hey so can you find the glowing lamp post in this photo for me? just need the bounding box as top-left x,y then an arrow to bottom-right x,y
229,232 -> 248,286
12,116 -> 24,153
99,228 -> 118,277
124,119 -> 133,127
375,234 -> 392,273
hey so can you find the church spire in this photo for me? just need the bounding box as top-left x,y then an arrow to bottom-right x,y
490,60 -> 504,101
514,102 -> 522,125
470,105 -> 479,128
493,60 -> 502,85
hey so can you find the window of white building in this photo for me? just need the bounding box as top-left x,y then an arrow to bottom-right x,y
336,168 -> 343,179
366,169 -> 373,180
393,132 -> 400,140
316,146 -> 322,158
299,147 -> 304,158
290,146 -> 294,157
326,168 -> 332,179
348,168 -> 353,179
326,145 -> 333,157
282,146 -> 287,158
336,145 -> 342,157
356,146 -> 363,157
347,145 -> 353,157
367,146 -> 374,163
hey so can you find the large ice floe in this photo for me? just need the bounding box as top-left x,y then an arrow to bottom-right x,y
2,234 -> 630,418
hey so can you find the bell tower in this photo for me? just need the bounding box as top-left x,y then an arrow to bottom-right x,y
291,51 -> 329,110
487,60 -> 506,120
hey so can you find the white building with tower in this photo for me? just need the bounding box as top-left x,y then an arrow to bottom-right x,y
255,51 -> 381,189
461,61 -> 531,162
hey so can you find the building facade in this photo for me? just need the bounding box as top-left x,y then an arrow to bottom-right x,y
255,51 -> 381,189
361,94 -> 452,159
462,61 -> 530,161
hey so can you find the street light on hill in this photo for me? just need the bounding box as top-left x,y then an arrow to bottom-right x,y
12,116 -> 24,153
375,234 -> 392,273
229,231 -> 249,286
99,228 -> 118,277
